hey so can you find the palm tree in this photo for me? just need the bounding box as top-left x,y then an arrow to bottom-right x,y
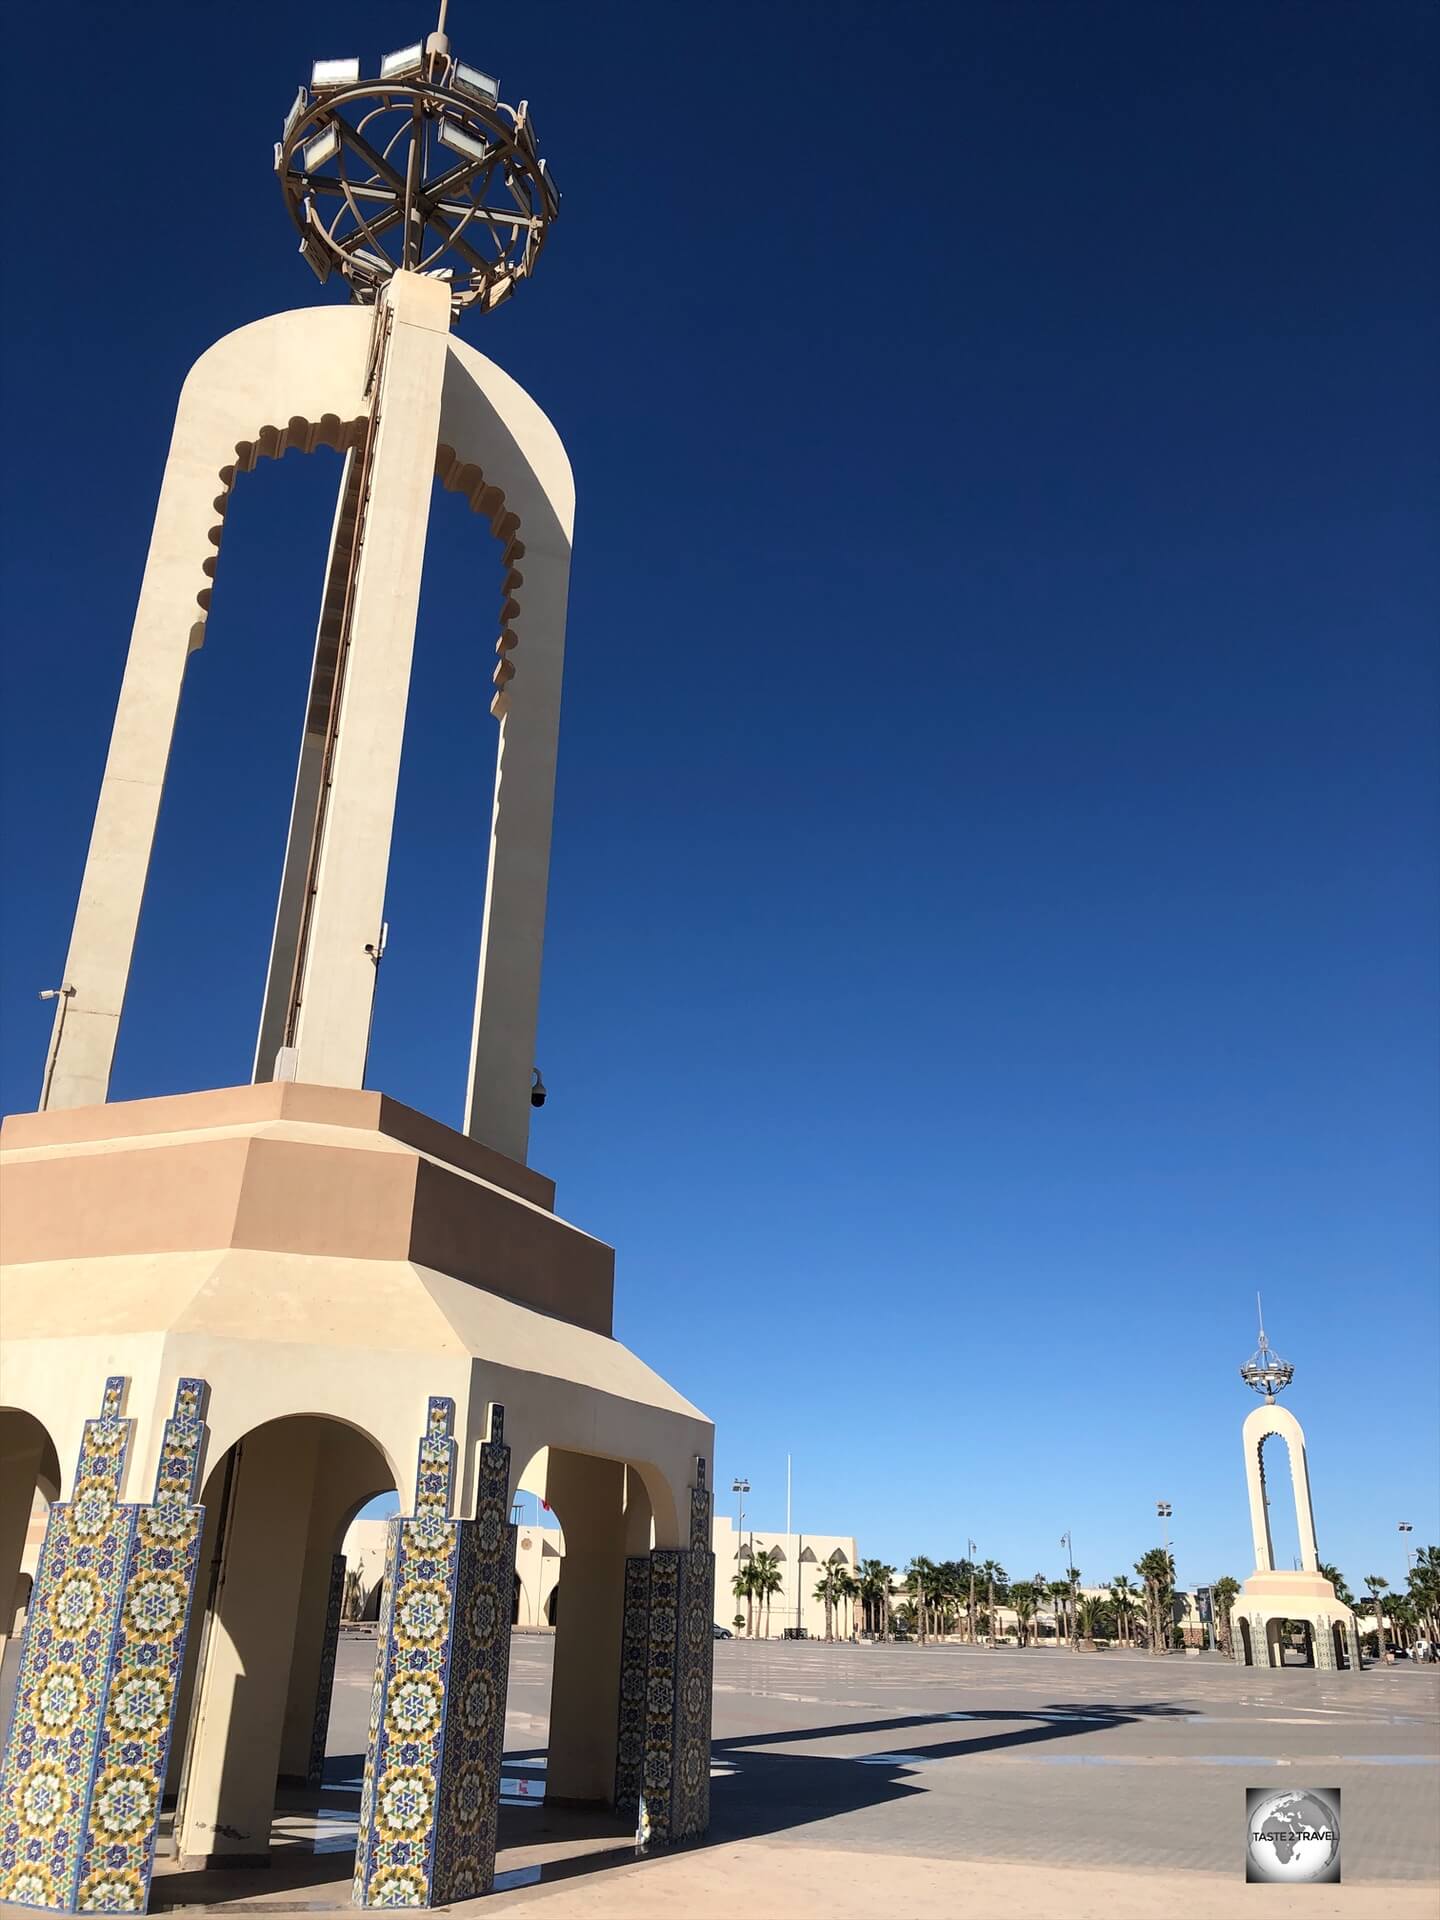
1065,1566 -> 1082,1650
1049,1579 -> 1072,1647
1135,1548 -> 1174,1655
1362,1574 -> 1390,1658
1318,1562 -> 1356,1610
1109,1575 -> 1138,1649
906,1556 -> 938,1644
1211,1575 -> 1241,1657
835,1565 -> 860,1640
1008,1582 -> 1037,1647
731,1559 -> 756,1636
1387,1592 -> 1417,1652
813,1568 -> 835,1641
815,1559 -> 854,1641
753,1548 -> 784,1638
1075,1592 -> 1108,1649
1408,1545 -> 1440,1642
980,1561 -> 1007,1647
1031,1572 -> 1050,1643
858,1559 -> 894,1639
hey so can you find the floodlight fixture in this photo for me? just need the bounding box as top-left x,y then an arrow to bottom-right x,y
437,118 -> 490,166
278,28 -> 560,320
1239,1293 -> 1294,1402
303,122 -> 341,172
312,57 -> 361,90
282,86 -> 307,144
453,61 -> 499,106
380,42 -> 425,81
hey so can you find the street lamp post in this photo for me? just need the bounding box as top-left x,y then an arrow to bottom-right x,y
1061,1531 -> 1077,1651
732,1477 -> 750,1633
967,1539 -> 977,1647
1399,1521 -> 1415,1573
1157,1502 -> 1173,1650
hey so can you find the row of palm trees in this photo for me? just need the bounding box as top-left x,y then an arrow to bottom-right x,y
731,1540 -> 1440,1652
1320,1549 -> 1440,1652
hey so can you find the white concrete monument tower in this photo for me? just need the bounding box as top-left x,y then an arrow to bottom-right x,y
0,17 -> 714,1913
1232,1301 -> 1359,1671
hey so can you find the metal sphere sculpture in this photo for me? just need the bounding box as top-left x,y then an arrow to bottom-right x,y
1239,1295 -> 1294,1404
277,26 -> 558,322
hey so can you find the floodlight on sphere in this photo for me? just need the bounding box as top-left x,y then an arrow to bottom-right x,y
1239,1333 -> 1295,1404
276,31 -> 558,322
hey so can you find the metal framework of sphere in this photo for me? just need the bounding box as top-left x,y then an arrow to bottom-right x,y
1240,1330 -> 1295,1403
277,31 -> 558,321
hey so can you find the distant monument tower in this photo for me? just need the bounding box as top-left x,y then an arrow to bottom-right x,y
1232,1300 -> 1358,1671
0,17 -> 713,1913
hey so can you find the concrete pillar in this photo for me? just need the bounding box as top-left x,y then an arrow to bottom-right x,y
0,1418 -> 45,1667
174,1421 -> 322,1867
545,1451 -> 628,1805
287,273 -> 452,1089
44,437 -> 224,1108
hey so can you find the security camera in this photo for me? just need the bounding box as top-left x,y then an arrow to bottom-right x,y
530,1067 -> 547,1109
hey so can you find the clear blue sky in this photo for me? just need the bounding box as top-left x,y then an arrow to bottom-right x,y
2,2 -> 1436,1596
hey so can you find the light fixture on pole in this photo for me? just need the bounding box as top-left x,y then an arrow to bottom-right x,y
731,1477 -> 750,1633
1399,1521 -> 1415,1573
1061,1530 -> 1078,1651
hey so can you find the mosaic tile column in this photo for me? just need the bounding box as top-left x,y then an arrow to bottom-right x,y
306,1554 -> 347,1789
614,1459 -> 714,1848
0,1378 -> 209,1913
353,1401 -> 515,1909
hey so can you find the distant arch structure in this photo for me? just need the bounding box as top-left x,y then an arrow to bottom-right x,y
1233,1399 -> 1359,1672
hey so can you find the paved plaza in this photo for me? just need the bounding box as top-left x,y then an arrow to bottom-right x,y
13,1630 -> 1434,1916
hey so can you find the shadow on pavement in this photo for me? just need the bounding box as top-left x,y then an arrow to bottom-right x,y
147,1702 -> 1190,1906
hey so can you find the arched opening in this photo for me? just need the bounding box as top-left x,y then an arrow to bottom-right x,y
498,1441 -> 664,1861
110,449 -> 348,1100
0,1408 -> 61,1719
157,1412 -> 398,1885
1256,1431 -> 1305,1574
362,477 -> 504,1118
1239,1616 -> 1255,1666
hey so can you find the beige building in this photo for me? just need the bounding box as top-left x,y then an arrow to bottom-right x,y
714,1520 -> 861,1637
342,1505 -> 862,1642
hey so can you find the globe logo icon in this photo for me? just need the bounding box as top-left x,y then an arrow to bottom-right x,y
1246,1788 -> 1341,1883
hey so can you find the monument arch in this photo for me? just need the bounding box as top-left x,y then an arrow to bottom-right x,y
0,19 -> 713,1912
